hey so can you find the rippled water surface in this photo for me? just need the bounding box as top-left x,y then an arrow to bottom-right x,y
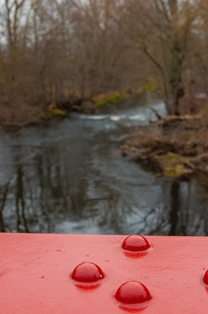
0,101 -> 208,235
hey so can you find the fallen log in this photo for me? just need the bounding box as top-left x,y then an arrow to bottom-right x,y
150,114 -> 201,126
149,106 -> 162,120
189,153 -> 208,164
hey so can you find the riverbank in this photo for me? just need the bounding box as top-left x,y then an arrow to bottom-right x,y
0,103 -> 69,132
0,91 -> 147,131
120,105 -> 208,181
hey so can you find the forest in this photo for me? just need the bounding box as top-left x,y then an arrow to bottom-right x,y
0,0 -> 208,128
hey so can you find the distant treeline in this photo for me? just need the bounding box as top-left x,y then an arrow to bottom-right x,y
0,0 -> 208,120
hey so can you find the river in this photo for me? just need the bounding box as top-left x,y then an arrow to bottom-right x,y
0,100 -> 208,235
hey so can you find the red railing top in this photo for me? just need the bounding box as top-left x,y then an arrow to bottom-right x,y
1,233 -> 208,313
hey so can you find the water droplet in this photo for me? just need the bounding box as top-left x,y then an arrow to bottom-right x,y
71,262 -> 104,283
203,270 -> 208,285
122,235 -> 151,252
115,281 -> 152,304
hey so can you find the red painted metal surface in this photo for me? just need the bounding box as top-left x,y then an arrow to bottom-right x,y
1,233 -> 208,313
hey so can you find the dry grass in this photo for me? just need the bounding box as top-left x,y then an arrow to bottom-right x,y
0,104 -> 42,130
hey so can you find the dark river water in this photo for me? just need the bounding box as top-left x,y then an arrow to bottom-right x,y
0,100 -> 208,235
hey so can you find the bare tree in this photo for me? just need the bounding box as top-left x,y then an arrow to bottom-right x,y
125,0 -> 199,114
0,0 -> 208,125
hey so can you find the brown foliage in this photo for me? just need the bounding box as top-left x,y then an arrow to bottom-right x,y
1,0 -> 208,127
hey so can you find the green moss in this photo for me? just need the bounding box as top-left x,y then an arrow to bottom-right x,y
142,77 -> 157,92
42,109 -> 68,119
154,153 -> 193,178
144,83 -> 154,91
95,94 -> 128,107
164,165 -> 185,178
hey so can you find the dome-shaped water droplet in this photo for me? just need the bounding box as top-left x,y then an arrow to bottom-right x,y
71,262 -> 104,283
203,270 -> 208,285
122,235 -> 151,252
115,281 -> 152,304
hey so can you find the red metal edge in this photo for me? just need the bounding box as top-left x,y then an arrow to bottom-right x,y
1,233 -> 208,313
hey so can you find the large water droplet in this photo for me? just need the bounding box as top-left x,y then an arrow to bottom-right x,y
115,281 -> 152,304
122,235 -> 151,252
203,270 -> 208,285
71,262 -> 104,283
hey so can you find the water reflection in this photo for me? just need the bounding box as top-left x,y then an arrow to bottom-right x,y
0,103 -> 208,235
0,181 -> 10,232
169,181 -> 180,236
